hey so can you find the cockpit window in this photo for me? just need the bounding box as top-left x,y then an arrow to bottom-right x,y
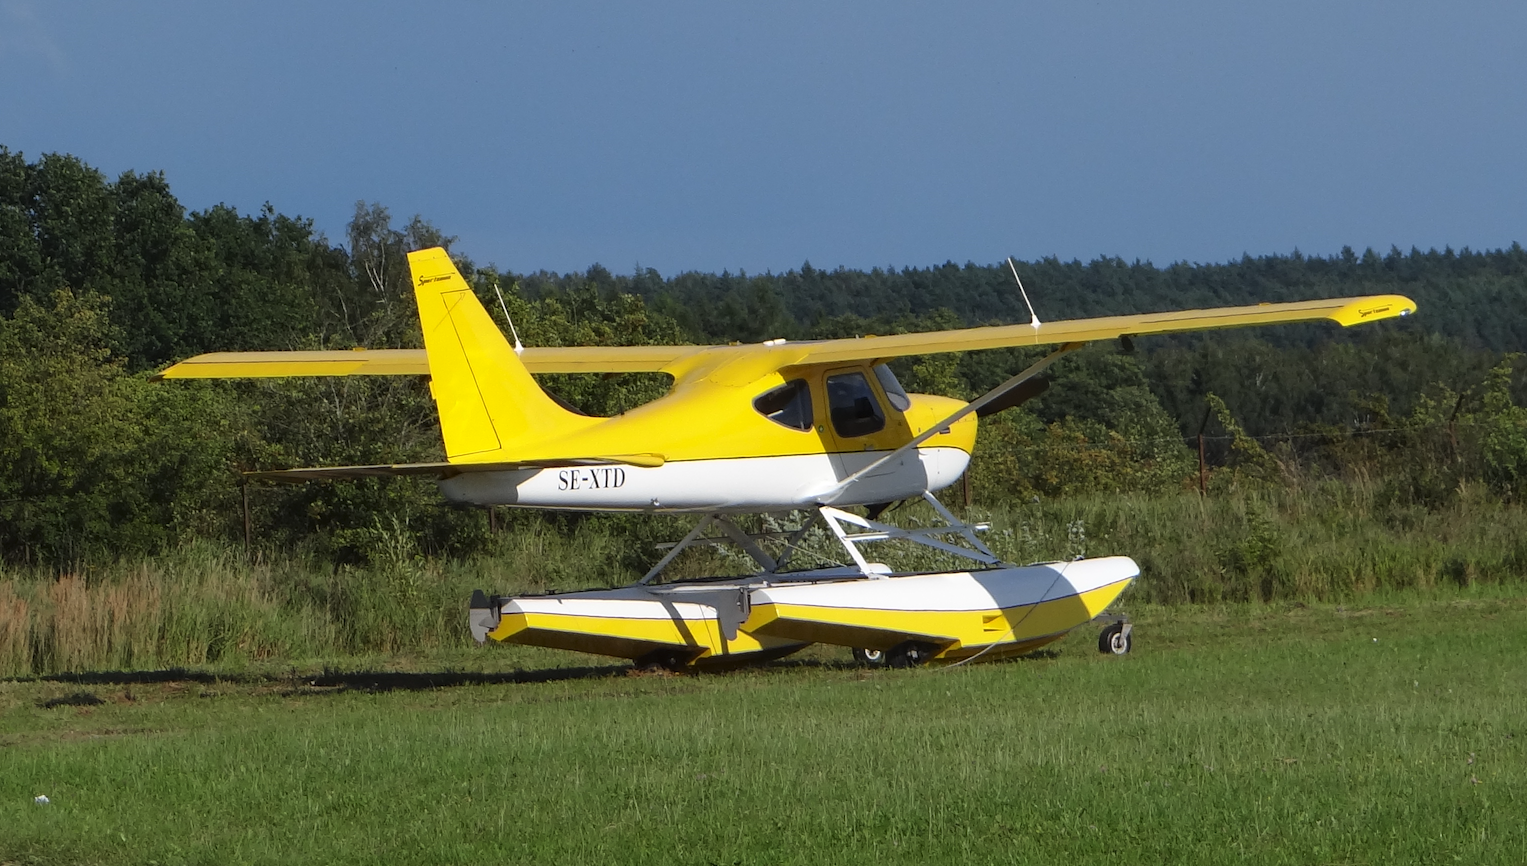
873,363 -> 912,411
826,371 -> 886,437
753,379 -> 814,431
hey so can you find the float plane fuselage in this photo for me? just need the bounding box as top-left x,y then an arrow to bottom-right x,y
161,248 -> 1415,515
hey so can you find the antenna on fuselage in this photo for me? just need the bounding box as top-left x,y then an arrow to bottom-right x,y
491,277 -> 525,355
1006,256 -> 1041,331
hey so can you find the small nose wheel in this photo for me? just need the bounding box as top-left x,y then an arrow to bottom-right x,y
1098,621 -> 1132,655
852,647 -> 888,667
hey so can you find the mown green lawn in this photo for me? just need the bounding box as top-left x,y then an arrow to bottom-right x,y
2,592 -> 1524,865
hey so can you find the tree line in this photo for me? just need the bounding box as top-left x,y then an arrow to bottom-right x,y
1,147 -> 1524,566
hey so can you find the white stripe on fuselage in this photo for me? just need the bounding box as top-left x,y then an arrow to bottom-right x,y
436,447 -> 970,512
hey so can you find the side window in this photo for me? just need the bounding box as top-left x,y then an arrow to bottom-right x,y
826,371 -> 885,438
753,379 -> 814,431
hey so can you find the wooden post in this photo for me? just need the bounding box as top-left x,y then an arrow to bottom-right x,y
962,472 -> 972,507
1447,393 -> 1464,464
1196,404 -> 1212,497
1197,433 -> 1207,497
488,506 -> 498,532
242,481 -> 252,561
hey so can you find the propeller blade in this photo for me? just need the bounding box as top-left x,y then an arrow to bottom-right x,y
975,377 -> 1049,417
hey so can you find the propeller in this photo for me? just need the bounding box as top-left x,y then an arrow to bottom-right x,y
975,376 -> 1049,417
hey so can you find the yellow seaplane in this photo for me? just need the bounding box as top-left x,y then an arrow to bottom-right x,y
159,248 -> 1415,669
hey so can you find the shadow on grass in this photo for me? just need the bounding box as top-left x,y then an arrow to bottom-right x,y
299,666 -> 628,692
748,647 -> 1061,675
27,664 -> 631,694
19,646 -> 1062,696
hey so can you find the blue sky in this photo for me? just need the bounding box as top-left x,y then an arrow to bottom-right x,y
1,1 -> 1523,275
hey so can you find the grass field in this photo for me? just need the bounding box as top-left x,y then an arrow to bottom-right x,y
2,589 -> 1524,865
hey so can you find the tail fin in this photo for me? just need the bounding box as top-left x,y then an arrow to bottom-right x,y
408,248 -> 597,459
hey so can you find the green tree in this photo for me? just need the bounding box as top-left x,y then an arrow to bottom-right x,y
0,292 -> 243,563
1476,355 -> 1527,500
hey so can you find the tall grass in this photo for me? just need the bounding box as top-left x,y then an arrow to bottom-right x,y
986,477 -> 1527,604
0,517 -> 663,677
2,483 -> 1524,676
0,545 -> 336,678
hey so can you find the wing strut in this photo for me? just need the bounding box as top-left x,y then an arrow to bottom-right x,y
636,499 -> 1000,584
820,341 -> 1085,502
639,516 -> 718,584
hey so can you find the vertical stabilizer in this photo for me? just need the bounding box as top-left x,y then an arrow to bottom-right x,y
408,248 -> 596,459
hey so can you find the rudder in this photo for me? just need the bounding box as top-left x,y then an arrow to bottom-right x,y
408,247 -> 597,459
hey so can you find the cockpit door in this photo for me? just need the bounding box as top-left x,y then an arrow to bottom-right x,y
819,366 -> 911,479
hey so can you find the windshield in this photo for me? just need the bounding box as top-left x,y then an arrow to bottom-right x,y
873,363 -> 912,411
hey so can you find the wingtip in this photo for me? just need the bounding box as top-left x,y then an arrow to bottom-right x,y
150,362 -> 191,381
1329,294 -> 1418,326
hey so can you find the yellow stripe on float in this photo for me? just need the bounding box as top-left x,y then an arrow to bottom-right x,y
749,577 -> 1134,654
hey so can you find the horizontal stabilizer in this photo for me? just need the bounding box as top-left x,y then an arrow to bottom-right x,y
153,345 -> 703,379
152,349 -> 429,380
247,453 -> 665,483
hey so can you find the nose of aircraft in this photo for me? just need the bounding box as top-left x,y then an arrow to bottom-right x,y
904,393 -> 979,455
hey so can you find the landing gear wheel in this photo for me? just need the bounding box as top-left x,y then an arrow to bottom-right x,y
887,641 -> 938,669
852,647 -> 887,667
1098,622 -> 1132,655
635,649 -> 692,673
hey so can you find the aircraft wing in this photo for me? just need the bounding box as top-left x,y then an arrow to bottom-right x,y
153,346 -> 705,379
781,294 -> 1416,365
247,453 -> 666,483
156,295 -> 1414,381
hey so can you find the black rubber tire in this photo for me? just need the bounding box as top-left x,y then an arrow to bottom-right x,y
852,647 -> 888,667
887,641 -> 937,668
1097,623 -> 1132,655
635,649 -> 692,672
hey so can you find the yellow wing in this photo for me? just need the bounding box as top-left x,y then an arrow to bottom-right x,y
155,294 -> 1415,381
782,295 -> 1416,365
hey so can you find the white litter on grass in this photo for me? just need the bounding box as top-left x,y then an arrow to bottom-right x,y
34,795 -> 49,804
1372,638 -> 1379,642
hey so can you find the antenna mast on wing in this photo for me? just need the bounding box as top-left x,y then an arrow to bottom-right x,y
1006,257 -> 1041,331
491,277 -> 525,355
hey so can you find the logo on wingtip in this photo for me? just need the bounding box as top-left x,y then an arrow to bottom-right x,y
417,274 -> 452,286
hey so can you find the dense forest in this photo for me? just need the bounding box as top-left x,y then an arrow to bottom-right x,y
2,146 -> 1525,569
